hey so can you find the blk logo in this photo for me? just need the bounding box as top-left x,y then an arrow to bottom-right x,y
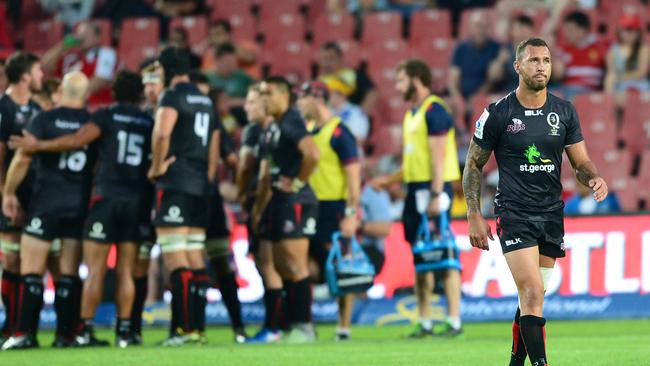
525,110 -> 544,116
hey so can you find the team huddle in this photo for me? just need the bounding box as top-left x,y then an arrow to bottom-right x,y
0,36 -> 609,365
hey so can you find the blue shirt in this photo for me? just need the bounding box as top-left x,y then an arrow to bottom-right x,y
564,193 -> 621,215
360,185 -> 393,251
409,101 -> 453,136
452,40 -> 501,97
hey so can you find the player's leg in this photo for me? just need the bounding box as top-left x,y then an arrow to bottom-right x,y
187,228 -> 209,342
75,239 -> 111,347
504,246 -> 547,366
54,237 -> 83,347
248,239 -> 284,343
130,242 -> 152,344
0,232 -> 21,342
441,268 -> 463,335
336,294 -> 354,340
2,233 -> 49,350
114,241 -> 137,347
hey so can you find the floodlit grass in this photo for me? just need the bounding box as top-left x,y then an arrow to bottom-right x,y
2,319 -> 649,366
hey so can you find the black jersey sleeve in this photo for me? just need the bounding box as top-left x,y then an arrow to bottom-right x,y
565,104 -> 584,146
242,123 -> 261,149
218,122 -> 235,157
158,89 -> 180,110
0,101 -> 13,142
472,103 -> 502,151
283,113 -> 309,145
26,113 -> 45,139
89,108 -> 109,132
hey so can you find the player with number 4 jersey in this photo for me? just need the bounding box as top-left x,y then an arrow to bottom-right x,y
9,71 -> 154,348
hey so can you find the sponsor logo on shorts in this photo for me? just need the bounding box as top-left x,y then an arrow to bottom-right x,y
163,206 -> 184,223
506,118 -> 526,133
303,217 -> 317,235
25,217 -> 43,235
283,220 -> 295,234
89,222 -> 106,240
520,144 -> 555,174
505,238 -> 522,246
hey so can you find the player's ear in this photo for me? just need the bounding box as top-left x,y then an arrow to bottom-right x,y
513,59 -> 520,75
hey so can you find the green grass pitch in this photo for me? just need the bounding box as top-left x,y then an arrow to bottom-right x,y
2,320 -> 649,365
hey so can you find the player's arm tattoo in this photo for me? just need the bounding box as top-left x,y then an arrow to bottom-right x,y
575,160 -> 599,187
462,140 -> 492,214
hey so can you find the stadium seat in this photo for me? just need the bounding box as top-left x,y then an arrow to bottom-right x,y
458,8 -> 496,40
23,19 -> 64,53
312,13 -> 355,46
227,13 -> 257,42
95,18 -> 113,47
259,13 -> 306,48
409,9 -> 451,44
616,178 -> 641,211
257,0 -> 304,21
170,16 -> 209,53
637,150 -> 650,181
602,2 -> 647,41
509,7 -> 548,38
385,95 -> 408,125
620,92 -> 650,155
361,12 -> 402,46
597,150 -> 634,180
409,37 -> 455,94
265,41 -> 313,85
0,2 -> 14,50
210,0 -> 253,20
573,93 -> 618,151
118,17 -> 160,71
469,94 -> 506,135
365,39 -> 409,95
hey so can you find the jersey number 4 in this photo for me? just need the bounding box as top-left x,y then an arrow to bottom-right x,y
194,112 -> 210,146
117,131 -> 144,166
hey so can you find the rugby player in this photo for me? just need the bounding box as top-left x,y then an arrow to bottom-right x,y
2,71 -> 93,350
239,84 -> 285,343
0,52 -> 43,346
463,38 -> 608,366
10,71 -> 153,348
149,47 -> 219,346
296,81 -> 361,341
253,77 -> 320,343
372,59 -> 463,337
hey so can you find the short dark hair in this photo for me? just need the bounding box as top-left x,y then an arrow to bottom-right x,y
5,52 -> 39,84
112,70 -> 144,104
264,76 -> 292,94
563,11 -> 591,30
41,78 -> 60,98
215,43 -> 236,58
171,27 -> 189,42
515,37 -> 550,61
212,19 -> 232,33
396,59 -> 432,88
514,14 -> 534,28
158,46 -> 191,84
320,41 -> 343,56
188,70 -> 209,85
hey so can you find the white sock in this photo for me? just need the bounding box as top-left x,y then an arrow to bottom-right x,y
446,316 -> 462,330
336,327 -> 350,335
418,318 -> 433,331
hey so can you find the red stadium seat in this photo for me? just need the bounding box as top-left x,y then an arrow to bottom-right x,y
615,178 -> 641,211
573,93 -> 618,152
385,95 -> 408,125
458,8 -> 496,40
409,9 -> 451,44
23,20 -> 64,53
210,0 -> 252,20
361,12 -> 402,46
257,0 -> 304,20
620,92 -> 650,155
637,150 -> 650,181
0,2 -> 14,50
118,17 -> 160,71
312,13 -> 355,46
227,14 -> 257,42
469,93 -> 507,135
265,41 -> 313,85
170,16 -> 209,54
95,19 -> 113,47
409,37 -> 455,94
259,13 -> 306,48
366,39 -> 408,95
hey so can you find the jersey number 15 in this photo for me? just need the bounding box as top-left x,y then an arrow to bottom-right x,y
117,131 -> 144,166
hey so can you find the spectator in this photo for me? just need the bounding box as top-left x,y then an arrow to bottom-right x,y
359,181 -> 393,271
95,0 -> 156,27
208,87 -> 238,135
205,43 -> 255,110
153,0 -> 205,17
39,0 -> 95,29
322,74 -> 370,146
448,10 -> 501,110
565,179 -> 621,215
41,21 -> 117,105
168,27 -> 202,70
553,11 -> 607,100
317,41 -> 378,115
604,13 -> 650,106
488,14 -> 535,93
201,19 -> 260,79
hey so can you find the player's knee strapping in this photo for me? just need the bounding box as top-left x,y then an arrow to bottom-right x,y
0,240 -> 20,254
187,233 -> 206,251
206,237 -> 230,260
540,267 -> 553,292
158,234 -> 188,253
138,241 -> 154,260
49,239 -> 62,256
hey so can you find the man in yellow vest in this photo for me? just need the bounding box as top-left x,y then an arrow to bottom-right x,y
296,81 -> 361,341
372,59 -> 463,338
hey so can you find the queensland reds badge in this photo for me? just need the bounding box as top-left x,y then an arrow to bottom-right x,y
547,112 -> 561,136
